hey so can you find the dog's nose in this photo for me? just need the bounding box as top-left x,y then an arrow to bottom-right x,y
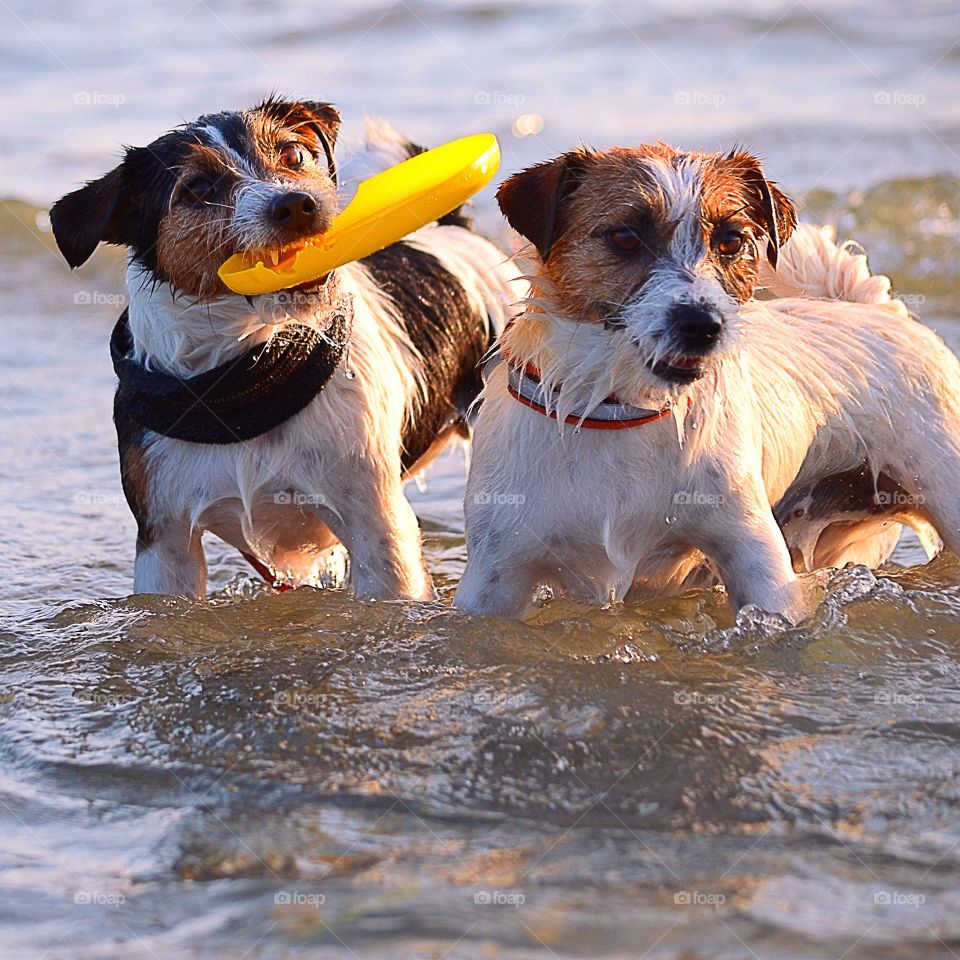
669,303 -> 723,352
271,191 -> 319,229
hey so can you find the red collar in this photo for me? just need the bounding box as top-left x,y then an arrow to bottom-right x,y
501,354 -> 673,430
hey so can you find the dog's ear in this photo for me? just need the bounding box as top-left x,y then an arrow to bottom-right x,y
721,151 -> 797,268
293,101 -> 341,147
257,98 -> 341,180
496,150 -> 592,260
258,98 -> 340,150
49,160 -> 137,268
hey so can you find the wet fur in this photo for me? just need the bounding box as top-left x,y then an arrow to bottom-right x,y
51,102 -> 522,599
457,145 -> 960,620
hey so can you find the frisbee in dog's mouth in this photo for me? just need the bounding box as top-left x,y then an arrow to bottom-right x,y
648,355 -> 706,384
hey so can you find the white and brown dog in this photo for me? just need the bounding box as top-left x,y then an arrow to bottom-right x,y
456,144 -> 960,620
50,98 -> 520,600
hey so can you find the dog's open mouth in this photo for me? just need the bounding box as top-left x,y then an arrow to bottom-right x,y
236,241 -> 331,293
238,240 -> 313,272
648,355 -> 706,384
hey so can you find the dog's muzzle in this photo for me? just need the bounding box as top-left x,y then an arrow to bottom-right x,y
669,302 -> 723,353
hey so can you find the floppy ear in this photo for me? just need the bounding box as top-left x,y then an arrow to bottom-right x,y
49,164 -> 132,268
496,150 -> 591,260
723,152 -> 797,268
295,100 -> 341,147
258,97 -> 341,178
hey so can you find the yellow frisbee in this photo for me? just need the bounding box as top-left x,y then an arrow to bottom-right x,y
218,133 -> 501,295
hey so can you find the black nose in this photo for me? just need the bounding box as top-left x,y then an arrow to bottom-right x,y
271,191 -> 319,229
669,303 -> 723,352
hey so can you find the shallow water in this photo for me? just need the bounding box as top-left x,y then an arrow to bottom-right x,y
2,1 -> 960,957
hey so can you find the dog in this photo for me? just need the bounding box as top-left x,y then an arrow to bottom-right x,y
455,143 -> 960,620
50,98 -> 520,600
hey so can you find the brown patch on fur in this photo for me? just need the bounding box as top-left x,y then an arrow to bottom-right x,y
701,151 -> 797,299
497,143 -> 798,321
154,145 -> 242,299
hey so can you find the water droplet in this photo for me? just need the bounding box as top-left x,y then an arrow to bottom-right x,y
343,368 -> 356,380
665,514 -> 677,525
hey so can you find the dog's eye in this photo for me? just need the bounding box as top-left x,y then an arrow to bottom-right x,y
608,227 -> 645,252
182,176 -> 216,205
715,231 -> 745,257
278,143 -> 309,169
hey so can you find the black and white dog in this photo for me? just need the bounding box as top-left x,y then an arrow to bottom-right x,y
50,98 -> 520,600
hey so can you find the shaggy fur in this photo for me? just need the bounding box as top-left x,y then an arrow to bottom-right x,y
456,144 -> 960,620
51,101 -> 522,599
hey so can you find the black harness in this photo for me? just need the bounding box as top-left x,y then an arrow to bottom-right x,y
110,307 -> 350,444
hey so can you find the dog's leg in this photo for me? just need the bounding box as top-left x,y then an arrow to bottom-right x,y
332,481 -> 433,601
133,520 -> 206,599
455,552 -> 546,618
696,499 -> 806,622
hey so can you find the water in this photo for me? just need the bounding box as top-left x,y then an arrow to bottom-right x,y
2,1 -> 960,957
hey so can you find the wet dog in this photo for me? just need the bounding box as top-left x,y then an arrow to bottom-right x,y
456,144 -> 960,620
50,98 -> 520,599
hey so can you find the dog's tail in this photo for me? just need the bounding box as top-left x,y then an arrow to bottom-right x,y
337,116 -> 472,229
759,223 -> 894,305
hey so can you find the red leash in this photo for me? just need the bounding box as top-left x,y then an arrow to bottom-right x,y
241,552 -> 294,592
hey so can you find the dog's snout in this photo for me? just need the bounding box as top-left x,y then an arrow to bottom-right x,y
669,303 -> 723,352
271,191 -> 319,229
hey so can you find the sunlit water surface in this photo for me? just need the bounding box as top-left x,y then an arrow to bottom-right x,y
2,0 -> 960,956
